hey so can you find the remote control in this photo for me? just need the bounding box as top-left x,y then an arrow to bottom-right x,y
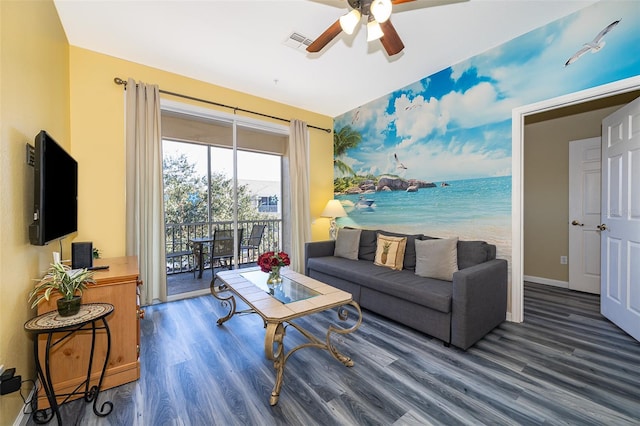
89,265 -> 109,270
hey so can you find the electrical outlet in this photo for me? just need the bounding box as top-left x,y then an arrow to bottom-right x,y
560,256 -> 568,264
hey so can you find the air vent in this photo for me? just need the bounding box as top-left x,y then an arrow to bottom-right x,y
284,32 -> 313,52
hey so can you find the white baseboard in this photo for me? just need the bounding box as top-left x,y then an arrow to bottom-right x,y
13,383 -> 35,426
524,275 -> 569,289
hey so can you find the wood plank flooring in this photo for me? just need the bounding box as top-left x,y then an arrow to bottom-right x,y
29,282 -> 640,425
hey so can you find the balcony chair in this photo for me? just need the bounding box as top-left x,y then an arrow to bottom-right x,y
210,228 -> 244,272
241,224 -> 266,264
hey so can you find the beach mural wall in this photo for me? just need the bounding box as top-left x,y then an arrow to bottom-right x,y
333,1 -> 640,265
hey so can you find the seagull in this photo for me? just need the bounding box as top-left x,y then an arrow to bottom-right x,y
394,153 -> 407,170
351,108 -> 360,124
565,20 -> 620,67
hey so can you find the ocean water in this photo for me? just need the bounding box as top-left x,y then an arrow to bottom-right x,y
335,176 -> 512,257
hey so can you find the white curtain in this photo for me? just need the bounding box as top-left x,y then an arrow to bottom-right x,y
125,78 -> 167,305
288,120 -> 311,273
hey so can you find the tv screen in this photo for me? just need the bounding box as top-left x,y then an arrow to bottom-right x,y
29,130 -> 78,246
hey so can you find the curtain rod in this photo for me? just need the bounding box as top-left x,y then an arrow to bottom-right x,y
113,77 -> 332,133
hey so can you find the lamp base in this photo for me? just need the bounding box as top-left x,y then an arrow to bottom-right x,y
329,218 -> 338,240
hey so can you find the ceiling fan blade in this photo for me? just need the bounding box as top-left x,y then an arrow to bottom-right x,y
392,0 -> 467,11
307,19 -> 343,53
379,20 -> 405,56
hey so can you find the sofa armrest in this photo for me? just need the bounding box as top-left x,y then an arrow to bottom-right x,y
304,240 -> 336,275
451,259 -> 508,350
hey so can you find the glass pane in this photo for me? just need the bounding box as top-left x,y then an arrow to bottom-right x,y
240,270 -> 320,304
238,150 -> 282,263
161,112 -> 286,300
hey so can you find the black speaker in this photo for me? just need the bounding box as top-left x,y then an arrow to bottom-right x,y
72,242 -> 93,269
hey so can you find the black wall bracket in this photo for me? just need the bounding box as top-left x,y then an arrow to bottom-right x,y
26,143 -> 35,167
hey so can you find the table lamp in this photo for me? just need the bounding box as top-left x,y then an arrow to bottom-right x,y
321,199 -> 347,240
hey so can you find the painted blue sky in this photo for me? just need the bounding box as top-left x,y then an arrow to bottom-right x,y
334,1 -> 640,183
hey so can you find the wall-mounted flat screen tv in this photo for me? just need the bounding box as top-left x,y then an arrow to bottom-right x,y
29,130 -> 78,246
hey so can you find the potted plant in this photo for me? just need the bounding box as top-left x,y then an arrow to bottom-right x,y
29,263 -> 96,317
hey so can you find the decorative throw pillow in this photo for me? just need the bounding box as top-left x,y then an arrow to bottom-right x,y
374,234 -> 407,271
415,237 -> 459,281
379,231 -> 423,270
334,228 -> 361,260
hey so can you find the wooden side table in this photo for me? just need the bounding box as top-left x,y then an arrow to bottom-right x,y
24,303 -> 114,425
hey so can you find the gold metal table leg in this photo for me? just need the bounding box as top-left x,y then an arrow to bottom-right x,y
263,301 -> 362,405
264,322 -> 286,405
210,278 -> 236,325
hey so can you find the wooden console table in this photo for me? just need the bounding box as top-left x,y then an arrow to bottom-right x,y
34,256 -> 142,409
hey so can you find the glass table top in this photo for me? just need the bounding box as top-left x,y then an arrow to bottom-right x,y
240,270 -> 320,304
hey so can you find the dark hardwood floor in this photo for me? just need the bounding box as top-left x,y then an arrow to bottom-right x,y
30,282 -> 640,425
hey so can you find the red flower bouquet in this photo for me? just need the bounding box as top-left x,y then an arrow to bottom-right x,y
257,251 -> 290,273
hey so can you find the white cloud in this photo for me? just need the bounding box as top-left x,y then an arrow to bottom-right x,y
396,138 -> 414,149
450,60 -> 471,82
389,94 -> 448,141
440,82 -> 518,128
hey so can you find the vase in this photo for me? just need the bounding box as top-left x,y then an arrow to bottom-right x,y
266,266 -> 282,284
57,296 -> 82,317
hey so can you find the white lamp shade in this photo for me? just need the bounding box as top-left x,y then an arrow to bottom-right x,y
321,199 -> 348,218
339,9 -> 361,35
366,19 -> 384,42
370,0 -> 392,23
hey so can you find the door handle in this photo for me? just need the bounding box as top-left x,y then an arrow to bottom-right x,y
597,224 -> 608,231
571,220 -> 584,226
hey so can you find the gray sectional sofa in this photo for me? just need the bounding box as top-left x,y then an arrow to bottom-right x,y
304,228 -> 508,350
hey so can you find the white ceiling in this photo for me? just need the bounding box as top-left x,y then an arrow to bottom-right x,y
54,0 -> 596,117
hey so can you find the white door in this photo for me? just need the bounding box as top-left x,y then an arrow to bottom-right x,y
601,96 -> 640,342
569,138 -> 601,294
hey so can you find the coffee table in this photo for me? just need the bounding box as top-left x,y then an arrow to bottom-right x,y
212,267 -> 362,405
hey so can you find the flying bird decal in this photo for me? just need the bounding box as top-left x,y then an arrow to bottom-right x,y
565,20 -> 620,67
394,153 -> 407,170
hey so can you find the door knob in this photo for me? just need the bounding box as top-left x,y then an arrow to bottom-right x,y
571,220 -> 584,226
597,224 -> 608,231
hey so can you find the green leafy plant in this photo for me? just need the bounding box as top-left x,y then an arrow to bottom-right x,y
28,263 -> 96,309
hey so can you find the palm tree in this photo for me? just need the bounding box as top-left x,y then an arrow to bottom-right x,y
333,125 -> 362,176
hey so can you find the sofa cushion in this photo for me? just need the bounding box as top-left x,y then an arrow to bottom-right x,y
415,237 -> 459,281
306,256 -> 452,313
457,240 -> 492,269
374,234 -> 406,271
334,228 -> 361,260
350,228 -> 377,261
307,256 -> 381,287
379,230 -> 423,270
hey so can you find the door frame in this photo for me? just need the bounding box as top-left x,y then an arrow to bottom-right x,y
510,75 -> 640,322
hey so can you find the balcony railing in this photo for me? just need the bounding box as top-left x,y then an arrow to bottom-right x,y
165,219 -> 282,274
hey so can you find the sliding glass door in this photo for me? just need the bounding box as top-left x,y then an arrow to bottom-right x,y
161,109 -> 286,299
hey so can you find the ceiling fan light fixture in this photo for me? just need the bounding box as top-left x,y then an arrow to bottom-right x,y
370,0 -> 392,23
339,9 -> 361,35
366,18 -> 384,42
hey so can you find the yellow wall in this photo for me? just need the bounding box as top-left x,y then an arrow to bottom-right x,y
0,0 -> 69,423
69,47 -> 334,258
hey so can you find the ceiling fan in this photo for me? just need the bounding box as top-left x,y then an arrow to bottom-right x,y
307,0 -> 418,56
